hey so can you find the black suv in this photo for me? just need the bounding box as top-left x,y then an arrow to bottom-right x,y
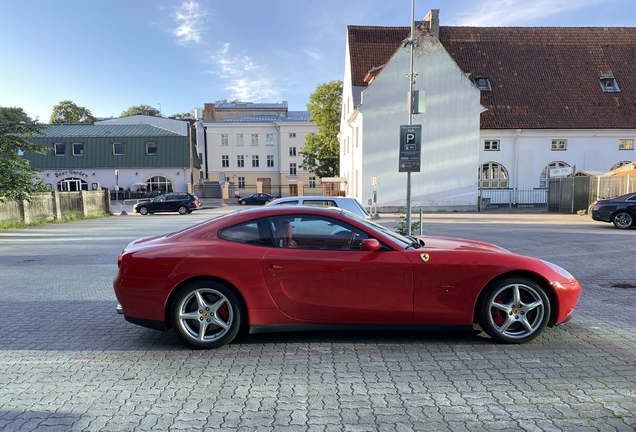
133,193 -> 202,215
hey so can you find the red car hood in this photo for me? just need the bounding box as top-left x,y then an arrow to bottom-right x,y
419,236 -> 508,253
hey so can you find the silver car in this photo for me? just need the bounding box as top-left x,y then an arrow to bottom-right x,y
266,196 -> 371,219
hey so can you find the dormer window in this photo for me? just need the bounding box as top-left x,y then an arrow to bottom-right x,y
474,76 -> 492,91
600,76 -> 620,92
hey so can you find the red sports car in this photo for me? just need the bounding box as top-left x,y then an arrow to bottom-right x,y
113,206 -> 581,349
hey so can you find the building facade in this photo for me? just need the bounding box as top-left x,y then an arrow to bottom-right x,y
341,10 -> 636,209
203,102 -> 319,196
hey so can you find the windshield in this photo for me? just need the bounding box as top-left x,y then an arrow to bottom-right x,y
340,210 -> 415,248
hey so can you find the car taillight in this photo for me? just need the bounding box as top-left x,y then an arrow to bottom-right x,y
592,203 -> 602,211
193,200 -> 199,204
117,254 -> 123,268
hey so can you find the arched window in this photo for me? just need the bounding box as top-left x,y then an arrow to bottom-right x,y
478,162 -> 509,188
146,176 -> 173,193
611,160 -> 632,171
540,161 -> 571,188
57,177 -> 88,192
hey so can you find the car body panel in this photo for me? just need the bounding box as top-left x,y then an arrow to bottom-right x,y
267,196 -> 371,219
113,206 -> 581,342
591,193 -> 636,226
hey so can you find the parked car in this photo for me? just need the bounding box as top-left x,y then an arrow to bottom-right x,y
133,193 -> 201,215
239,193 -> 276,205
266,196 -> 371,219
114,206 -> 581,349
591,193 -> 636,229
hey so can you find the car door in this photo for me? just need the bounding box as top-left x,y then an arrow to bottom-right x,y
147,195 -> 165,212
262,215 -> 413,322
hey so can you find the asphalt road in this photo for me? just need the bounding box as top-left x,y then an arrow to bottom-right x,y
1,208 -> 635,431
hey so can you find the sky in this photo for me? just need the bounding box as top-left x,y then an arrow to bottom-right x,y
1,0 -> 635,122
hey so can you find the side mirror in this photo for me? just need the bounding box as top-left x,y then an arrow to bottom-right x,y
360,239 -> 381,251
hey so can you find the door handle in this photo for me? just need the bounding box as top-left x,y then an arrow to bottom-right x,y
269,265 -> 282,271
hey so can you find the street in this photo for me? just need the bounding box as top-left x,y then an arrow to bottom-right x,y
1,209 -> 635,431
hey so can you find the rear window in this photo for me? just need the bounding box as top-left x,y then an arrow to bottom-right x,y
274,200 -> 299,205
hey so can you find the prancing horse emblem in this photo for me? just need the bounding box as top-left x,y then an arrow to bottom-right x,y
420,253 -> 429,262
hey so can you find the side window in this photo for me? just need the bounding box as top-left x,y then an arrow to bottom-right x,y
303,200 -> 337,208
275,200 -> 299,205
219,219 -> 272,246
269,215 -> 369,250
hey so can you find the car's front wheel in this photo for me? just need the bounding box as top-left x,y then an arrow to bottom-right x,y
477,277 -> 551,344
240,200 -> 247,205
178,205 -> 188,215
613,211 -> 634,229
171,281 -> 243,349
138,206 -> 149,215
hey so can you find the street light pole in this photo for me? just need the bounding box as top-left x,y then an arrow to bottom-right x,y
406,0 -> 416,235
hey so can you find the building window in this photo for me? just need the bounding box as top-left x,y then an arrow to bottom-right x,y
113,143 -> 124,155
222,155 -> 229,168
478,162 -> 509,188
252,155 -> 259,167
266,134 -> 274,146
551,139 -> 567,151
309,177 -> 316,188
289,133 -> 296,138
611,161 -> 632,170
289,163 -> 297,176
236,134 -> 244,146
54,143 -> 65,156
267,155 -> 274,167
600,76 -> 620,93
146,142 -> 157,155
540,161 -> 571,188
619,139 -> 633,150
251,134 -> 259,146
484,140 -> 499,151
238,177 -> 245,188
474,76 -> 492,91
289,147 -> 297,157
237,155 -> 244,168
147,176 -> 172,193
72,143 -> 84,156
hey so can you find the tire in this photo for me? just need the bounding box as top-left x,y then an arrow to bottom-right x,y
240,200 -> 247,205
477,277 -> 550,344
171,281 -> 243,349
612,211 -> 634,229
178,205 -> 188,215
139,206 -> 149,215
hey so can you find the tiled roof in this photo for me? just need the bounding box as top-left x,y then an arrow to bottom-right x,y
213,101 -> 288,109
209,111 -> 312,123
348,25 -> 636,129
32,124 -> 183,138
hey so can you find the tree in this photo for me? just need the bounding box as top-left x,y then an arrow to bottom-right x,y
49,100 -> 96,124
299,80 -> 342,178
121,105 -> 161,117
0,107 -> 49,202
170,112 -> 194,119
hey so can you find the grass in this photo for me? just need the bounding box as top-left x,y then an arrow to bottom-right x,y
0,212 -> 112,230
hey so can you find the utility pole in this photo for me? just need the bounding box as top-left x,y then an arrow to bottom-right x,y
406,0 -> 416,235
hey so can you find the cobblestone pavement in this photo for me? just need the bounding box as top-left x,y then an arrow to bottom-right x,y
1,209 -> 635,431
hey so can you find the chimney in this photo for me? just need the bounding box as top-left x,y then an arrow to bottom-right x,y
424,9 -> 440,39
203,103 -> 216,122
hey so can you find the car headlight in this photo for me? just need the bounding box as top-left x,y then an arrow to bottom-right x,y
541,260 -> 573,279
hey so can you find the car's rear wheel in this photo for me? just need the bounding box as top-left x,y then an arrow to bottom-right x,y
612,211 -> 634,229
171,281 -> 243,349
477,277 -> 550,344
178,205 -> 188,215
240,200 -> 247,205
139,206 -> 149,215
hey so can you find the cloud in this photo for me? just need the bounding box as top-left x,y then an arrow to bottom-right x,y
454,0 -> 616,26
173,1 -> 208,45
209,43 -> 283,102
303,50 -> 321,61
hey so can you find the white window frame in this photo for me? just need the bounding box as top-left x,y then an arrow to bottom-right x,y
478,162 -> 509,188
484,140 -> 499,151
72,142 -> 84,156
237,155 -> 244,168
540,161 -> 570,188
266,134 -> 274,146
251,134 -> 259,146
289,163 -> 297,176
289,133 -> 296,138
600,76 -> 620,93
113,142 -> 124,156
252,155 -> 259,168
267,155 -> 274,167
238,177 -> 245,188
309,177 -> 316,188
145,142 -> 157,156
551,139 -> 567,151
54,143 -> 65,156
222,155 -> 229,168
289,147 -> 297,157
619,139 -> 633,150
221,134 -> 229,146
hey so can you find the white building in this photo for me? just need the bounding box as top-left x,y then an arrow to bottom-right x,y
203,102 -> 319,196
341,10 -> 636,209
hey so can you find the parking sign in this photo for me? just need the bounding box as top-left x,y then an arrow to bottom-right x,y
399,125 -> 421,172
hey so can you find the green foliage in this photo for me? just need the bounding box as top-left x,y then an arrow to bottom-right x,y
299,80 -> 342,178
49,100 -> 96,124
0,108 -> 49,202
121,104 -> 161,117
170,112 -> 194,119
393,207 -> 421,236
